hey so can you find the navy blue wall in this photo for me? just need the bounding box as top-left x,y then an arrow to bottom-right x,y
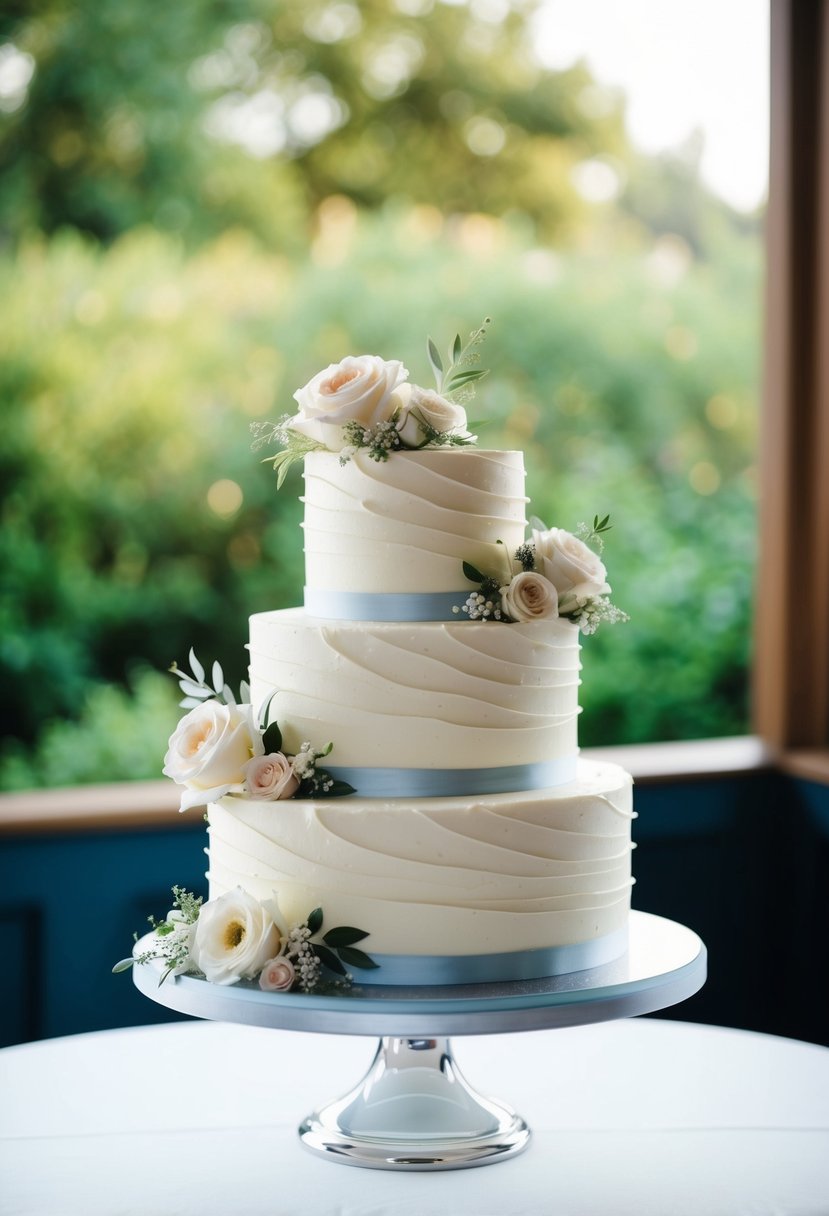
2,772 -> 828,1047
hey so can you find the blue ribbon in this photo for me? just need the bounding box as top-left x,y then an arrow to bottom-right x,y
354,927 -> 629,987
326,757 -> 577,797
304,587 -> 467,622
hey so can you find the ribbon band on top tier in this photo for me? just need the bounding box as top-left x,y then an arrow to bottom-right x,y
304,587 -> 467,622
325,756 -> 578,798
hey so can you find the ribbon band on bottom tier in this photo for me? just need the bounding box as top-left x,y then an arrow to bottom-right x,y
355,926 -> 629,987
325,757 -> 578,797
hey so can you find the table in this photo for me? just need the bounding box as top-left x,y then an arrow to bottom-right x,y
2,1019 -> 828,1215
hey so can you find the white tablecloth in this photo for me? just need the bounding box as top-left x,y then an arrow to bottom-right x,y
1,1018 -> 828,1216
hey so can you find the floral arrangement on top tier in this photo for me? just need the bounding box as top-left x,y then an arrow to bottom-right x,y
251,320 -> 490,486
162,650 -> 355,813
456,515 -> 629,636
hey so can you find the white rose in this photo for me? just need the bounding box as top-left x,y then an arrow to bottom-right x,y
244,752 -> 300,800
531,526 -> 611,614
395,383 -> 470,447
500,570 -> 559,622
258,956 -> 296,992
190,888 -> 283,985
163,701 -> 263,813
290,355 -> 408,450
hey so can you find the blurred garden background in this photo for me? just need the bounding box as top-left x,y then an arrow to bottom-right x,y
0,0 -> 764,789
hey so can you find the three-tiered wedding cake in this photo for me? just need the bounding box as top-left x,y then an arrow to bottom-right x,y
144,340 -> 634,992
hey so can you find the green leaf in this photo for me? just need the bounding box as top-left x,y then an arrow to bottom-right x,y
446,368 -> 487,388
462,561 -> 484,583
313,943 -> 348,976
307,907 -> 324,935
154,922 -> 175,936
452,333 -> 462,363
323,926 -> 370,947
188,648 -> 205,684
337,945 -> 380,971
111,958 -> 135,973
262,721 -> 283,754
427,336 -> 444,389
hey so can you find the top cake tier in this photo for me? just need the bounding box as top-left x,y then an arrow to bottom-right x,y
302,449 -> 528,606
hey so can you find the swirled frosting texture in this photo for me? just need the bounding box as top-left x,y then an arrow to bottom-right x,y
248,608 -> 581,770
208,761 -> 634,955
302,449 -> 528,593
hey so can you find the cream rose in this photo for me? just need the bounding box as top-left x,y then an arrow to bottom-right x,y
290,355 -> 408,450
531,526 -> 611,613
190,888 -> 283,985
163,701 -> 262,812
244,752 -> 300,800
258,956 -> 296,992
500,570 -> 559,622
395,383 -> 470,447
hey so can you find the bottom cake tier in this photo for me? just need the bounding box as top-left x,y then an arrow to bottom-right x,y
207,759 -> 635,985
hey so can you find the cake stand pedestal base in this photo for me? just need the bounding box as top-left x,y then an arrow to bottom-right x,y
298,1035 -> 529,1170
132,911 -> 706,1172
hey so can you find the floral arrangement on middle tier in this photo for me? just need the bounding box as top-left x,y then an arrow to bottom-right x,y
162,652 -> 355,813
456,514 -> 629,635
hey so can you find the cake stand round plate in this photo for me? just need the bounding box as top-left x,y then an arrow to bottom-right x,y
133,910 -> 706,1171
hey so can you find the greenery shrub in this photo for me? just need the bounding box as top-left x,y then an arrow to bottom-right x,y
0,209 -> 759,785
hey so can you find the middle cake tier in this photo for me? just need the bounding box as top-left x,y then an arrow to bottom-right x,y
249,609 -> 582,793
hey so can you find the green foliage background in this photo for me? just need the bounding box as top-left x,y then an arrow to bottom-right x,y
0,0 -> 760,788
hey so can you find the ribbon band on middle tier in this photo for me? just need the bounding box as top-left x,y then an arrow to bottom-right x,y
304,587 -> 468,622
325,756 -> 578,798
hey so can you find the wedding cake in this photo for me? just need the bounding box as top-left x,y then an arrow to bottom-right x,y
127,330 -> 634,993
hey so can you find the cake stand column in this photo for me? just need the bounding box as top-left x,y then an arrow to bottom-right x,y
298,1035 -> 530,1170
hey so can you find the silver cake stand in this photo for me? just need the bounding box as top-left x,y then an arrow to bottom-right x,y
133,909 -> 706,1171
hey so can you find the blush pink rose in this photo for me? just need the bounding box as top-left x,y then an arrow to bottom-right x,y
244,752 -> 300,800
259,956 -> 296,992
500,570 -> 559,622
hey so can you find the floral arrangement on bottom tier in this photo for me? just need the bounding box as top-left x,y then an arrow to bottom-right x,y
114,886 -> 378,993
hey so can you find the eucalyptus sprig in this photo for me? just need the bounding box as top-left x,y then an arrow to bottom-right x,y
576,513 -> 613,553
427,317 -> 492,402
168,648 -> 250,709
253,417 -> 327,489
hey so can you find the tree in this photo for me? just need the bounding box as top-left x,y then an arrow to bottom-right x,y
1,0 -> 628,246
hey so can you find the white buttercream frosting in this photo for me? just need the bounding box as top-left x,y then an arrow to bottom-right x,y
248,608 -> 581,771
207,760 -> 634,956
302,448 -> 528,594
